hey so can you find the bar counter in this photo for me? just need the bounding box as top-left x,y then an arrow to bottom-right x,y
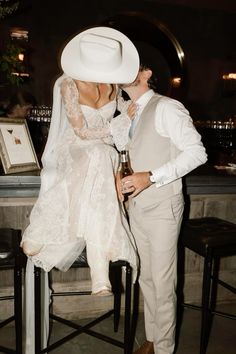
0,163 -> 235,319
0,163 -> 236,197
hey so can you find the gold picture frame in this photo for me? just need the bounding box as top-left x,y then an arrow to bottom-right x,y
0,117 -> 40,174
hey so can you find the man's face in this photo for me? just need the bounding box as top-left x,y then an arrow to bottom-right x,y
119,69 -> 143,90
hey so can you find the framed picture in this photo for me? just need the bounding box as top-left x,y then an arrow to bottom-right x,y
0,117 -> 40,174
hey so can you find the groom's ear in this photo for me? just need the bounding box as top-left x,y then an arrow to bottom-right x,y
144,69 -> 153,81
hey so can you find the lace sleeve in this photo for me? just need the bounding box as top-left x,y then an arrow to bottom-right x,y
60,78 -> 111,140
110,114 -> 131,152
109,91 -> 132,151
117,89 -> 132,113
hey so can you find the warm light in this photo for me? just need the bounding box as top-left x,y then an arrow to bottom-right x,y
11,72 -> 30,77
171,77 -> 181,87
18,53 -> 24,61
10,28 -> 28,40
222,73 -> 236,80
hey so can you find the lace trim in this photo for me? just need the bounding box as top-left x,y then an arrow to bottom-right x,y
110,113 -> 131,151
61,78 -> 111,139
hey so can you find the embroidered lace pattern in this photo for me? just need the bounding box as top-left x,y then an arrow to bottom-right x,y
21,77 -> 137,293
61,78 -> 111,140
60,77 -> 131,149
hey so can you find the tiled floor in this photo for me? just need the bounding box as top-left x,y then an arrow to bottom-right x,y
0,303 -> 235,353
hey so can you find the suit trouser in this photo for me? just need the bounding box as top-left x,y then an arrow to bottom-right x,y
129,194 -> 184,354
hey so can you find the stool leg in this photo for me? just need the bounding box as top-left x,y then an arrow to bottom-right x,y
200,248 -> 213,354
124,263 -> 132,354
14,252 -> 23,354
210,258 -> 220,312
34,266 -> 41,354
130,280 -> 140,352
110,264 -> 122,332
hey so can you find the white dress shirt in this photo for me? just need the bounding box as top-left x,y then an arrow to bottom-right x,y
130,89 -> 208,188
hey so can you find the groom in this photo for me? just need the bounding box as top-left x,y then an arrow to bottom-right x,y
118,65 -> 207,354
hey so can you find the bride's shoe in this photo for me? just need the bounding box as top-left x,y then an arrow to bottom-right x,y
22,240 -> 43,256
92,287 -> 112,296
92,289 -> 113,296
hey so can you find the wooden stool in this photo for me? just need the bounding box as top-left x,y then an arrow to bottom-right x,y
0,228 -> 26,354
180,217 -> 236,354
34,249 -> 138,354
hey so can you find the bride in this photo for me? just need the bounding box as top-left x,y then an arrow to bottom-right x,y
21,26 -> 140,297
21,25 -> 140,354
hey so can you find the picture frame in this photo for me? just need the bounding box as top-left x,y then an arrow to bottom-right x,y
0,117 -> 40,174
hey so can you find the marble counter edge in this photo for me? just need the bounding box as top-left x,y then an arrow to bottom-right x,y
0,173 -> 236,197
0,175 -> 40,197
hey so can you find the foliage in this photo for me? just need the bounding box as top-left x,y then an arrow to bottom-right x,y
0,0 -> 19,19
0,43 -> 26,86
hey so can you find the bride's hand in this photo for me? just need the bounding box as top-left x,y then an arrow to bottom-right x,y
127,102 -> 137,120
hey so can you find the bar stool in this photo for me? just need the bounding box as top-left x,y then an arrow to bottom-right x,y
0,228 -> 26,354
34,249 -> 138,354
180,217 -> 236,354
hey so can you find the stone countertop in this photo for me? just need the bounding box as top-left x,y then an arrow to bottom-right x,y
0,175 -> 41,198
0,164 -> 236,198
184,164 -> 236,194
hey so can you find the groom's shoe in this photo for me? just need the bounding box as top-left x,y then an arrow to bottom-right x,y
133,341 -> 154,354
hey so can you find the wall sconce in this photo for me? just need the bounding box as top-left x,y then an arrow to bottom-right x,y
0,26 -> 30,85
222,73 -> 236,95
10,27 -> 30,79
11,72 -> 29,78
171,77 -> 181,88
10,28 -> 28,41
222,73 -> 236,80
18,53 -> 24,61
11,50 -> 30,78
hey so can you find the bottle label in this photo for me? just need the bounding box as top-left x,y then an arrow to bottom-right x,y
120,150 -> 128,163
121,154 -> 128,163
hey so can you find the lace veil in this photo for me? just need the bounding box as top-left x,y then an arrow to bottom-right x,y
39,74 -> 68,195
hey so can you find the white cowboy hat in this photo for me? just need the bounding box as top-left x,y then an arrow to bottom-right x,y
60,26 -> 140,83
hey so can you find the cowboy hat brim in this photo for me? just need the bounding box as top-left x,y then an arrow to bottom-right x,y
60,26 -> 140,84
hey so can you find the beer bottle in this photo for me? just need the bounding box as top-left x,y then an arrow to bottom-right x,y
120,150 -> 133,199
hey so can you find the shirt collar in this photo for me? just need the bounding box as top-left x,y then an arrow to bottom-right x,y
136,89 -> 155,107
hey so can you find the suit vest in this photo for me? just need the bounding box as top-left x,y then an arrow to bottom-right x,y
128,94 -> 183,207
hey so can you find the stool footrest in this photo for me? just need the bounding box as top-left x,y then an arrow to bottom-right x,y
0,296 -> 14,301
214,277 -> 236,294
0,316 -> 14,329
50,310 -> 114,330
51,290 -> 92,297
183,303 -> 236,320
211,310 -> 236,320
47,310 -> 123,352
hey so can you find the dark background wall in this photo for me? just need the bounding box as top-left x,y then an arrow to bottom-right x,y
0,0 -> 236,120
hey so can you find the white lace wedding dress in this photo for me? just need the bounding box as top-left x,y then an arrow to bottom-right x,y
21,77 -> 137,294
